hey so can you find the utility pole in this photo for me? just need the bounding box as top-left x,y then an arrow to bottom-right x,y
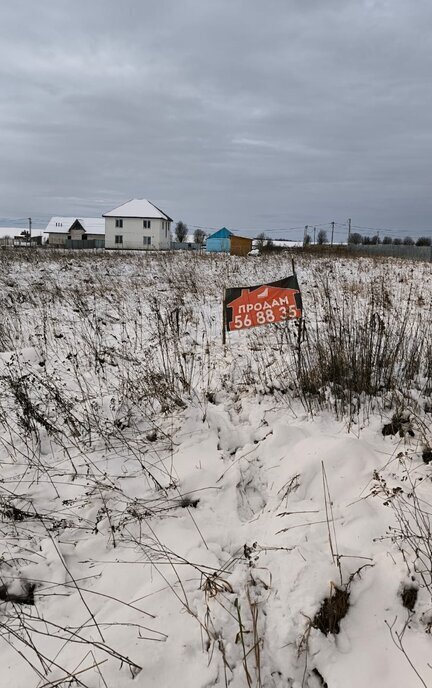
313,226 -> 316,245
28,217 -> 32,247
331,221 -> 335,246
347,218 -> 351,244
303,225 -> 309,247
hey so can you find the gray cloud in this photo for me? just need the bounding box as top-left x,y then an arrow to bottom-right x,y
1,0 -> 431,237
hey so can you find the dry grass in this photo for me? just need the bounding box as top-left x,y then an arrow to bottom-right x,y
0,247 -> 429,684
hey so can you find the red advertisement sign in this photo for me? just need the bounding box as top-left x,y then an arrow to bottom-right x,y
224,275 -> 302,332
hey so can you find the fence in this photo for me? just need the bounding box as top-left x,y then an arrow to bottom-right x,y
170,241 -> 203,251
0,237 -> 14,248
65,239 -> 105,249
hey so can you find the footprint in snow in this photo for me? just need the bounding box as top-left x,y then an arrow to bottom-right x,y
236,459 -> 267,521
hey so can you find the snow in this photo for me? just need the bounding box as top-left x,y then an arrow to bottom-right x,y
0,250 -> 430,687
270,239 -> 303,247
103,199 -> 172,220
45,217 -> 105,233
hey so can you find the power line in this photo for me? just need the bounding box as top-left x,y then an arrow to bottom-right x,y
351,224 -> 431,236
189,227 -> 306,239
331,221 -> 431,236
2,215 -> 430,240
187,222 -> 330,239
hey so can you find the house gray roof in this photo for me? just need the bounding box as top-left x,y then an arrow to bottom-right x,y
103,199 -> 172,221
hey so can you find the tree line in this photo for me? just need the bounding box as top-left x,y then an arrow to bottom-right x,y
172,222 -> 432,249
348,233 -> 431,246
302,229 -> 431,247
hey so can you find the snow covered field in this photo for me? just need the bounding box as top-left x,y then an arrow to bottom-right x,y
0,249 -> 430,688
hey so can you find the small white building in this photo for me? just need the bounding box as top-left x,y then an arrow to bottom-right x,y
46,217 -> 105,247
103,199 -> 172,250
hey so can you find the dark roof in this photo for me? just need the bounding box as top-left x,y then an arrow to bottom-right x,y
69,219 -> 85,232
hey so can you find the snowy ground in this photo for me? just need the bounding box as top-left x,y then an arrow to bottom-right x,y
0,248 -> 430,688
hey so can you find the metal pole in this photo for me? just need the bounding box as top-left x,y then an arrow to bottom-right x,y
297,317 -> 302,375
222,288 -> 226,345
331,221 -> 335,246
347,218 -> 351,244
28,217 -> 32,247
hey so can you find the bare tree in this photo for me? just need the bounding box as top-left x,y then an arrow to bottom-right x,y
348,232 -> 362,245
175,221 -> 188,243
256,232 -> 266,252
403,236 -> 414,245
193,228 -> 206,245
416,236 -> 431,246
317,229 -> 328,245
382,236 -> 393,244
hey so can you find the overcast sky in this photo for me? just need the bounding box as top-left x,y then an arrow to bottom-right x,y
1,0 -> 431,238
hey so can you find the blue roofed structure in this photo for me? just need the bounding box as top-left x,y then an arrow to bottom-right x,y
206,227 -> 252,256
208,227 -> 233,239
206,227 -> 232,253
206,227 -> 233,253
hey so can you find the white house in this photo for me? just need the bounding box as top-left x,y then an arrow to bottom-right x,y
103,199 -> 172,250
45,217 -> 105,247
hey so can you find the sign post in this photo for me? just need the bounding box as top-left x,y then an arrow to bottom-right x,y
223,273 -> 302,336
222,287 -> 227,345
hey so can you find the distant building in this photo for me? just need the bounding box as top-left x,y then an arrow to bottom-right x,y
0,227 -> 23,248
206,228 -> 252,256
103,199 -> 172,250
46,217 -> 105,247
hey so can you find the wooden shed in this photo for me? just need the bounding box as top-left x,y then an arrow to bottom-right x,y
230,234 -> 252,256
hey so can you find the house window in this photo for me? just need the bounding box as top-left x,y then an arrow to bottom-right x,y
115,219 -> 123,228
143,236 -> 151,246
143,220 -> 151,229
115,235 -> 123,244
